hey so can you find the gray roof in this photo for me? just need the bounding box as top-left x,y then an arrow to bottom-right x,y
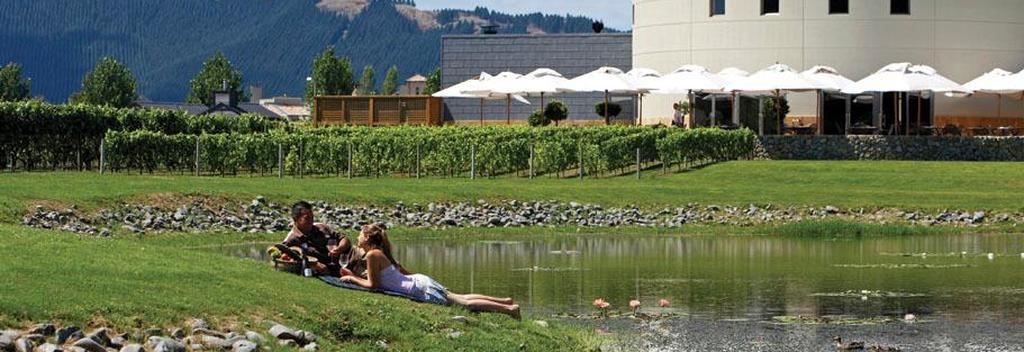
137,101 -> 281,119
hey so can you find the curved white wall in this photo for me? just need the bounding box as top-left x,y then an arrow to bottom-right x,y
633,0 -> 1024,124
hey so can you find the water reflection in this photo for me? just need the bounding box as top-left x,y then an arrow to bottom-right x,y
209,234 -> 1024,322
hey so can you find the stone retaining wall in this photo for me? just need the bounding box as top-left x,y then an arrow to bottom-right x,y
755,136 -> 1024,161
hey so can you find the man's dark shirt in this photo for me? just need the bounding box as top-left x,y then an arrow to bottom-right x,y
281,223 -> 343,269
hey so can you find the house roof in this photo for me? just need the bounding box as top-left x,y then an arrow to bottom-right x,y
137,100 -> 280,119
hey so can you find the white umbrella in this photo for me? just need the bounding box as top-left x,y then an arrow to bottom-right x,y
519,68 -> 568,120
560,67 -> 639,124
716,68 -> 749,127
727,63 -> 822,135
627,68 -> 662,125
433,72 -> 492,98
433,72 -> 529,125
842,63 -> 968,94
962,69 -> 1019,118
843,63 -> 969,135
802,66 -> 856,134
464,71 -> 531,125
653,65 -> 726,127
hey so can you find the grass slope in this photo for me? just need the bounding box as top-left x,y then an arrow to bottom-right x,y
0,225 -> 598,351
0,161 -> 1021,223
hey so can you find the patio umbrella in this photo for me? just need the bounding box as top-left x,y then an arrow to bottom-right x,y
518,68 -> 568,124
464,71 -> 531,125
843,63 -> 969,134
560,67 -> 639,124
962,69 -> 1019,118
726,63 -> 822,135
654,65 -> 725,127
433,72 -> 529,125
801,66 -> 855,134
716,68 -> 749,126
626,68 -> 662,125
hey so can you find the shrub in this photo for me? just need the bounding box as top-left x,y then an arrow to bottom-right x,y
528,109 -> 550,127
594,102 -> 622,118
544,101 -> 568,126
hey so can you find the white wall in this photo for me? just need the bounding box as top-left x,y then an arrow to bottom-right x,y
633,0 -> 1024,125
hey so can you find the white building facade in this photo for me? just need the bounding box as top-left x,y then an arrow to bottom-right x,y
632,0 -> 1024,126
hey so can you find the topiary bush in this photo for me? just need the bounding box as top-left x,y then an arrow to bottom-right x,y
528,109 -> 550,127
544,101 -> 568,126
594,102 -> 622,119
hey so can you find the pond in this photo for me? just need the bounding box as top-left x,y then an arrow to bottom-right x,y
210,233 -> 1024,323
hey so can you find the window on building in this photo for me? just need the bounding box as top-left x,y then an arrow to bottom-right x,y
710,0 -> 725,16
829,0 -> 849,14
761,0 -> 779,15
891,0 -> 910,15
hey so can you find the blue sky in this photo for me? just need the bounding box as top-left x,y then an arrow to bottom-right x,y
414,0 -> 631,30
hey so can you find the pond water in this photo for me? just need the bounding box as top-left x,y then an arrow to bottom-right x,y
211,233 -> 1024,323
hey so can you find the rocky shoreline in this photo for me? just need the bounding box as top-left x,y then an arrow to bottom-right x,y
0,319 -> 318,352
20,197 -> 1023,236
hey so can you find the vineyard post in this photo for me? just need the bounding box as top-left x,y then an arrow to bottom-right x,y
194,137 -> 200,177
299,140 -> 304,179
277,142 -> 283,179
99,138 -> 105,174
415,143 -> 421,179
528,143 -> 534,179
470,144 -> 476,180
636,147 -> 641,180
76,149 -> 81,171
578,142 -> 583,181
347,142 -> 352,179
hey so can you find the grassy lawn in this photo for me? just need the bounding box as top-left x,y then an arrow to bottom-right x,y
0,224 -> 599,351
0,161 -> 1021,223
1,160 -> 1020,350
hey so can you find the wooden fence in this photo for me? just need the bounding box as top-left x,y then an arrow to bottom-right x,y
313,96 -> 443,126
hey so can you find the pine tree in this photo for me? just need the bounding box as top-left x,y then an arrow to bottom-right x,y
382,66 -> 399,95
69,57 -> 137,108
0,63 -> 31,101
357,66 -> 376,95
186,52 -> 246,106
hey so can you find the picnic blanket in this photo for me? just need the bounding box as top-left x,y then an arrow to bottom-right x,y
317,276 -> 427,303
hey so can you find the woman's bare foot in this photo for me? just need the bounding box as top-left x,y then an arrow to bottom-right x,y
508,304 -> 521,321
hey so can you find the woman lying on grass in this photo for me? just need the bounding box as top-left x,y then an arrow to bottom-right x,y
341,224 -> 521,319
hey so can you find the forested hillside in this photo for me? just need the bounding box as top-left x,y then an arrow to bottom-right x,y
0,0 -> 612,102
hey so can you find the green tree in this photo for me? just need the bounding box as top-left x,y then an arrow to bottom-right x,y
545,100 -> 569,126
305,46 -> 354,104
357,66 -> 376,95
528,109 -> 550,127
382,66 -> 399,95
69,57 -> 138,108
186,52 -> 246,106
0,63 -> 31,101
423,68 -> 441,95
762,96 -> 790,135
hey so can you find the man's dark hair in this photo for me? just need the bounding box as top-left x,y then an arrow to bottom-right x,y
291,201 -> 313,220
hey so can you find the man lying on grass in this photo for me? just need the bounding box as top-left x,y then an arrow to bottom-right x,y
279,201 -> 364,277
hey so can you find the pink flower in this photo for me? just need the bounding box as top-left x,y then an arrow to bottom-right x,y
629,300 -> 641,310
659,299 -> 670,308
592,298 -> 610,309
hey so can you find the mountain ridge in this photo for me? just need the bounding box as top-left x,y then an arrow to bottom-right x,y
0,0 -> 617,103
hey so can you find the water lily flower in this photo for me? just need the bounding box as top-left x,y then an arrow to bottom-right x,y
658,299 -> 670,308
903,313 -> 917,322
987,253 -> 995,260
592,298 -> 610,309
629,299 -> 641,314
